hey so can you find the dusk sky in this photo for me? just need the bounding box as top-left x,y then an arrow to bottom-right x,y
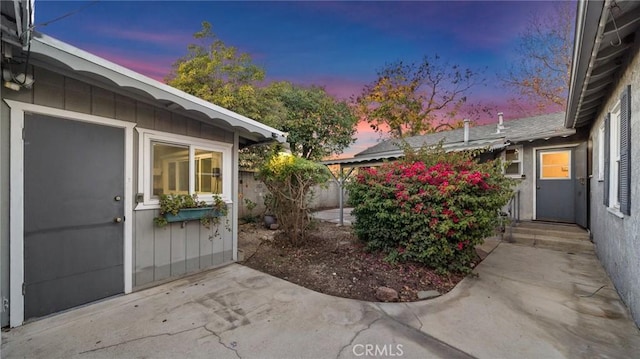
33,1 -> 569,157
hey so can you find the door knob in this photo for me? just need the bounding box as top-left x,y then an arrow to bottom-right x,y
536,186 -> 540,190
114,195 -> 122,201
114,217 -> 123,223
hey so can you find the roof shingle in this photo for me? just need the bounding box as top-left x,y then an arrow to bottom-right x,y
355,113 -> 574,157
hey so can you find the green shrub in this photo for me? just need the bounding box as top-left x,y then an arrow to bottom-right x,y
257,152 -> 330,244
347,144 -> 514,273
153,193 -> 228,235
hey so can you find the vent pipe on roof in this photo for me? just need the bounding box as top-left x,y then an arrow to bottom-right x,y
463,118 -> 470,144
497,112 -> 505,133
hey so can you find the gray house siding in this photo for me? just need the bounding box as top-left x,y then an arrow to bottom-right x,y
588,47 -> 640,326
1,65 -> 236,326
133,211 -> 232,288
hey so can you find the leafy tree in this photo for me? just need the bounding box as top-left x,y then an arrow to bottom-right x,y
265,82 -> 358,160
354,55 -> 482,138
502,2 -> 575,113
165,21 -> 265,118
167,23 -> 357,164
258,152 -> 331,245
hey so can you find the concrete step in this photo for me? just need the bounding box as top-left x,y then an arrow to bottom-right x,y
513,221 -> 587,234
505,232 -> 594,253
516,221 -> 585,233
510,227 -> 590,241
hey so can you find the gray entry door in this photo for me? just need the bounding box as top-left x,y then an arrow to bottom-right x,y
24,114 -> 125,320
536,148 -> 575,223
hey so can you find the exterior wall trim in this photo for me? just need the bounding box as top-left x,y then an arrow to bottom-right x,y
4,100 -> 135,327
134,127 -> 234,210
232,132 -> 239,261
531,142 -> 582,221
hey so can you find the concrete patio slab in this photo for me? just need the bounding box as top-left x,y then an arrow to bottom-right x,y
396,243 -> 640,358
3,243 -> 639,358
312,207 -> 354,225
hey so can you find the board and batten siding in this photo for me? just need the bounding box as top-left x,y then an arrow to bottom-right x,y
134,211 -> 233,287
1,64 -> 237,326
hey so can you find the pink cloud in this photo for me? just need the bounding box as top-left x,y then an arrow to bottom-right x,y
93,26 -> 192,47
84,47 -> 175,82
335,132 -> 381,159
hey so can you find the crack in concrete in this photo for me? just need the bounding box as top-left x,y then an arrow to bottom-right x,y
335,316 -> 383,359
374,304 -> 478,359
203,325 -> 242,359
78,324 -> 241,358
78,326 -> 204,355
404,303 -> 424,331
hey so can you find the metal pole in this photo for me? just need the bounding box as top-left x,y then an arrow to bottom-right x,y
338,166 -> 344,226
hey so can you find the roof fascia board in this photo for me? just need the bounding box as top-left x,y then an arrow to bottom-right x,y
509,129 -> 577,143
565,0 -> 607,128
25,55 -> 266,145
29,32 -> 286,143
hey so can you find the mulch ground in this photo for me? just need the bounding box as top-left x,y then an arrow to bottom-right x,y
239,221 -> 470,302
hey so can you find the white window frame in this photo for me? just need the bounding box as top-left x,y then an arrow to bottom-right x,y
539,150 -> 572,180
609,102 -> 621,210
136,128 -> 233,210
598,124 -> 605,181
502,145 -> 523,178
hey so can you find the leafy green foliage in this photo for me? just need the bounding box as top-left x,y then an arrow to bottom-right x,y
261,82 -> 358,161
257,152 -> 331,244
165,21 -> 265,117
241,198 -> 259,223
167,23 -> 358,167
347,144 -> 515,273
354,55 -> 483,138
154,193 -> 228,232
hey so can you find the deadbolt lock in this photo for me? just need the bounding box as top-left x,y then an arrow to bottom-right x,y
114,195 -> 122,201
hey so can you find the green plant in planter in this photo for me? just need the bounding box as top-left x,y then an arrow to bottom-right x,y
154,194 -> 229,234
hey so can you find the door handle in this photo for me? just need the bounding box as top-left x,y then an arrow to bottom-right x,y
536,186 -> 540,190
114,217 -> 123,223
114,195 -> 122,201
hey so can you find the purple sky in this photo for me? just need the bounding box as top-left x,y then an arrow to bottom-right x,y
34,1 -> 568,157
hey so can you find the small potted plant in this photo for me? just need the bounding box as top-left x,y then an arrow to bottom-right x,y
154,194 -> 228,230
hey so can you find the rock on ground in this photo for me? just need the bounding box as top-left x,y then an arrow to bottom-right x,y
376,286 -> 399,302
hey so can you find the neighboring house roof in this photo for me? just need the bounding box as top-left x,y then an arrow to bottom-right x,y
566,0 -> 640,128
354,112 -> 575,158
5,30 -> 287,146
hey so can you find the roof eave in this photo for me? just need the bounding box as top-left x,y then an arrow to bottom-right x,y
28,32 -> 287,143
509,129 -> 577,143
565,0 -> 607,129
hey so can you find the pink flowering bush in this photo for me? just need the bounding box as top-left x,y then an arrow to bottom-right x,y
347,144 -> 514,273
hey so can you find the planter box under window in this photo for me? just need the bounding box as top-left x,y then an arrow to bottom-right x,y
164,207 -> 223,223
